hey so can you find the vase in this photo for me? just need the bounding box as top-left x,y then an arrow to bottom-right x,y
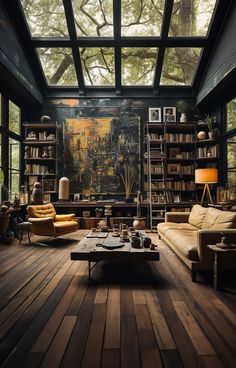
133,216 -> 145,230
58,177 -> 70,201
208,131 -> 218,140
180,113 -> 187,123
197,131 -> 207,140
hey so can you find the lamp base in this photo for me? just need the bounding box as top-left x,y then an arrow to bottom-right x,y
200,183 -> 213,206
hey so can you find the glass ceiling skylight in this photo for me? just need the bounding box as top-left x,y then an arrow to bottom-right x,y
20,0 -> 69,38
160,48 -> 202,85
80,48 -> 115,86
122,48 -> 158,86
37,48 -> 78,86
169,0 -> 217,37
121,0 -> 165,37
72,0 -> 113,37
16,0 -> 221,90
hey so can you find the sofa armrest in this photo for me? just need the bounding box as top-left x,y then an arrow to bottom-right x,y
165,212 -> 190,223
197,229 -> 236,263
28,217 -> 56,236
55,214 -> 76,222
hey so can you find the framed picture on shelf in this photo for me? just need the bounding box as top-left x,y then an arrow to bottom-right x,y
169,147 -> 180,159
164,107 -> 176,123
28,176 -> 38,191
149,108 -> 162,122
173,194 -> 181,202
43,193 -> 51,203
167,163 -> 181,174
42,178 -> 56,193
83,210 -> 90,218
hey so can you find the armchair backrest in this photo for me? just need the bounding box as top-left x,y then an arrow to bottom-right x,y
27,203 -> 56,219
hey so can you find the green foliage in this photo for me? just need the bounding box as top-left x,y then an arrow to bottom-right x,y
204,114 -> 217,131
226,97 -> 236,132
176,100 -> 188,113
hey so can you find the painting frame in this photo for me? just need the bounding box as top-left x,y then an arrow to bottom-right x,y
149,108 -> 162,123
43,193 -> 51,203
42,178 -> 56,193
169,147 -> 180,159
167,163 -> 181,175
164,107 -> 176,123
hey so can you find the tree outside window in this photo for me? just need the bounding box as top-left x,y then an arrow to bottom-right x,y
9,100 -> 20,135
8,138 -> 20,200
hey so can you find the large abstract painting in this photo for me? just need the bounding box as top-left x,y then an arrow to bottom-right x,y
63,116 -> 140,195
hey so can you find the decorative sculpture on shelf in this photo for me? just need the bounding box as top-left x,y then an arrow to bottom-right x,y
58,177 -> 70,201
40,115 -> 51,123
32,182 -> 43,204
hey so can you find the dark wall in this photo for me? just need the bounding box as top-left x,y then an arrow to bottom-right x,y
0,2 -> 42,107
40,97 -> 197,187
197,1 -> 236,107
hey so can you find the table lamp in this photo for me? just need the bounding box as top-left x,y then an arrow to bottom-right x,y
195,168 -> 218,205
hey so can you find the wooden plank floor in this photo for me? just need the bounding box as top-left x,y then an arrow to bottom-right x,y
0,230 -> 236,368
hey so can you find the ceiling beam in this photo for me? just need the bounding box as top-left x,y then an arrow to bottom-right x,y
63,0 -> 85,94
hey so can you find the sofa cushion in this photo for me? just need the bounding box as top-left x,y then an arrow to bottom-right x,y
188,205 -> 208,228
157,222 -> 197,236
202,207 -> 236,229
165,229 -> 199,261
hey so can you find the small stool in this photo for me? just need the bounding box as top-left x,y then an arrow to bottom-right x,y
18,222 -> 31,245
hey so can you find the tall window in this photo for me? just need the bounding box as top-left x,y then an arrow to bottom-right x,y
9,100 -> 21,135
9,138 -> 20,200
225,97 -> 236,198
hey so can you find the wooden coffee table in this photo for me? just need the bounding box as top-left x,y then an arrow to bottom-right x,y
71,232 -> 159,280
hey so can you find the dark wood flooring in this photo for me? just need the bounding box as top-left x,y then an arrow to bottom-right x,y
0,230 -> 236,368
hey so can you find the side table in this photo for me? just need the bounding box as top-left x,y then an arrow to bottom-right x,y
17,222 -> 31,245
207,244 -> 236,290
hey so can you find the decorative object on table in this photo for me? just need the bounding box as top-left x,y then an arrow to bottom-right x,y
163,107 -> 176,123
197,131 -> 207,140
31,182 -> 43,204
149,107 -> 162,122
13,193 -> 20,208
58,177 -> 70,201
176,100 -> 188,122
40,115 -> 51,123
143,236 -> 152,248
195,168 -> 218,205
204,113 -> 218,140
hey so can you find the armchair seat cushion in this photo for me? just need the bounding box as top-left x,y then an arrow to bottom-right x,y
54,221 -> 78,235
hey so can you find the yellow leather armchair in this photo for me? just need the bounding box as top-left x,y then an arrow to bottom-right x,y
27,203 -> 78,237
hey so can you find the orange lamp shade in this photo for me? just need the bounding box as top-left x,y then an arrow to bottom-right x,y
195,168 -> 218,184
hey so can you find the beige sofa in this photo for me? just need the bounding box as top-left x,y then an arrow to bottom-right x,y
157,205 -> 236,281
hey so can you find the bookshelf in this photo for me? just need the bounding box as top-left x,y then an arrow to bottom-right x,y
23,123 -> 58,198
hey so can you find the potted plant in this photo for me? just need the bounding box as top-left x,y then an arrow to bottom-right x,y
95,208 -> 103,218
204,114 -> 218,140
176,100 -> 188,122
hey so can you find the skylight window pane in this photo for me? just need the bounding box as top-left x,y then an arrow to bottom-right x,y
80,48 -> 115,86
121,0 -> 165,37
37,48 -> 78,86
72,0 -> 113,37
20,0 -> 68,38
160,48 -> 202,86
122,48 -> 158,86
169,0 -> 217,37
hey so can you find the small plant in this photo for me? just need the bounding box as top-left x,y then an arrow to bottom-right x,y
204,114 -> 218,131
176,100 -> 188,113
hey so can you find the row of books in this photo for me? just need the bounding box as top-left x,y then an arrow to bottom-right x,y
144,165 -> 164,174
197,145 -> 218,158
24,164 -> 51,174
149,133 -> 164,140
165,133 -> 194,142
166,180 -> 195,191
